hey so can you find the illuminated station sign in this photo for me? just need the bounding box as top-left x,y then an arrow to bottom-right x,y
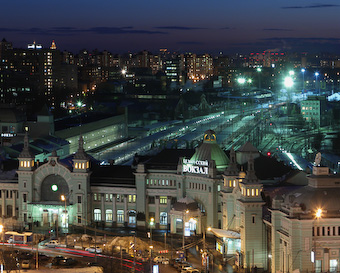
182,158 -> 209,175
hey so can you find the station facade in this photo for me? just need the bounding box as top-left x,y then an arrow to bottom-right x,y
1,129 -> 340,272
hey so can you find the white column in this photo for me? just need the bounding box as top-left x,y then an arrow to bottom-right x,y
124,195 -> 128,225
101,194 -> 105,222
155,196 -> 160,226
12,190 -> 16,217
2,190 -> 5,217
112,195 -> 117,223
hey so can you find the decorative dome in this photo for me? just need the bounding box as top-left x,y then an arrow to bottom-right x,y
239,171 -> 246,179
190,130 -> 229,171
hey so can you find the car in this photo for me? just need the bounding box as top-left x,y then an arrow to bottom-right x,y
180,266 -> 194,273
177,263 -> 192,272
21,260 -> 30,269
174,261 -> 191,270
85,246 -> 102,253
44,240 -> 59,248
60,257 -> 77,266
51,255 -> 65,265
186,269 -> 201,273
87,261 -> 99,266
153,256 -> 169,263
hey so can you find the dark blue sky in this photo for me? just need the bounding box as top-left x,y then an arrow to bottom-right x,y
1,0 -> 340,54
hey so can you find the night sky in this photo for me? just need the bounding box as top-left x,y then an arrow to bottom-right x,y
1,0 -> 340,54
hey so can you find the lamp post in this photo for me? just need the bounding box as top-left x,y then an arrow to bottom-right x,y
315,72 -> 320,95
202,227 -> 211,273
301,68 -> 306,92
61,195 -> 67,246
182,210 -> 189,256
256,67 -> 262,89
313,208 -> 322,272
149,217 -> 154,273
284,76 -> 294,102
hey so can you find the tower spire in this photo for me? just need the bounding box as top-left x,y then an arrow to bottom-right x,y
50,40 -> 56,50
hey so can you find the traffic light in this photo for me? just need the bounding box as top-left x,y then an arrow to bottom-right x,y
267,152 -> 271,157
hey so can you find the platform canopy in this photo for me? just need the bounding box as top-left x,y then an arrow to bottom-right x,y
209,228 -> 240,239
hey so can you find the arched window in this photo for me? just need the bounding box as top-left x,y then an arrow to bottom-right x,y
160,212 -> 167,225
117,210 -> 124,223
106,209 -> 113,222
94,209 -> 101,221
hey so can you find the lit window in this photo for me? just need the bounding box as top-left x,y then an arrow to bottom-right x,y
117,210 -> 124,223
256,189 -> 259,196
94,209 -> 101,221
129,195 -> 136,203
106,209 -> 113,222
160,196 -> 167,204
252,189 -> 255,196
160,212 -> 167,225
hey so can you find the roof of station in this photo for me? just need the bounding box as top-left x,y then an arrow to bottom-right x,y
190,129 -> 229,171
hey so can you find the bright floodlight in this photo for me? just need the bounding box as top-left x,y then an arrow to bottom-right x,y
237,78 -> 246,84
61,195 -> 66,201
247,79 -> 252,84
121,69 -> 127,75
76,101 -> 82,107
284,76 -> 294,88
316,208 -> 322,218
256,68 -> 262,72
289,70 -> 295,76
301,68 -> 305,73
315,72 -> 319,77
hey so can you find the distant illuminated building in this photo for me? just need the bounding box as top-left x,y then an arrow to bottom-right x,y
301,96 -> 329,127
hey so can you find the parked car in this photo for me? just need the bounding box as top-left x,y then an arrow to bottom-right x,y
180,266 -> 194,273
21,260 -> 30,269
85,246 -> 102,253
177,264 -> 193,272
174,261 -> 191,270
186,269 -> 201,273
153,256 -> 169,264
44,240 -> 59,248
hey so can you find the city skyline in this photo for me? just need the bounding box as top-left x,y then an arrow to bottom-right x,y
1,0 -> 340,54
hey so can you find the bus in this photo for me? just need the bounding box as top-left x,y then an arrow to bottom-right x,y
4,231 -> 33,244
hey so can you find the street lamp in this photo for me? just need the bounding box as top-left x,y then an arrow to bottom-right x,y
284,76 -> 294,101
256,67 -> 262,89
149,217 -> 154,273
202,227 -> 211,273
301,68 -> 306,92
182,210 -> 189,254
315,72 -> 320,95
313,208 -> 322,272
61,195 -> 67,246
